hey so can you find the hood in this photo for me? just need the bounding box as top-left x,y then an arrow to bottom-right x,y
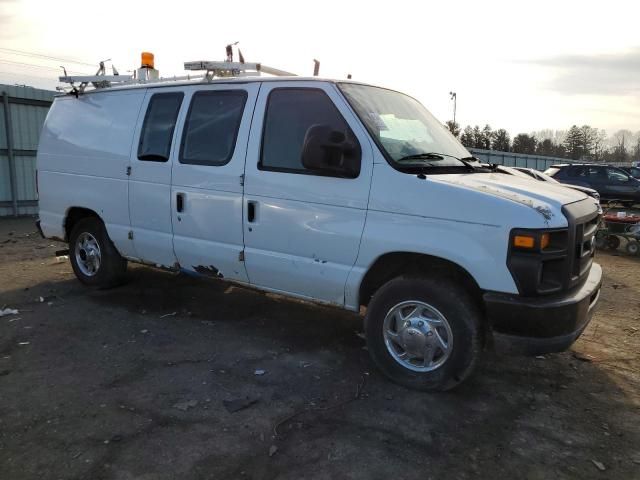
433,172 -> 588,210
563,183 -> 597,196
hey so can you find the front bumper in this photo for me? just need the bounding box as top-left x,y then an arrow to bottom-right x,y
484,263 -> 602,355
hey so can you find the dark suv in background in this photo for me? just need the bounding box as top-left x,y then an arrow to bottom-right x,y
620,166 -> 640,179
545,164 -> 640,206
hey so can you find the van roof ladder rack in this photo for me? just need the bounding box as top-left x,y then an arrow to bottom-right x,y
183,61 -> 296,79
58,55 -> 296,96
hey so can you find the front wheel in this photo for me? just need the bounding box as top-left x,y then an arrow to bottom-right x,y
605,235 -> 621,251
365,276 -> 483,391
69,217 -> 127,288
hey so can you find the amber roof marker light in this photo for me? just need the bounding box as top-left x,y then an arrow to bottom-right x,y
141,52 -> 155,69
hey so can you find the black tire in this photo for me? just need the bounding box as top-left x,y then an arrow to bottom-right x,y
605,235 -> 621,251
626,240 -> 639,256
69,217 -> 127,288
365,275 -> 482,392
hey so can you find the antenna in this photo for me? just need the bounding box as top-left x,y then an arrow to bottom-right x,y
313,59 -> 320,76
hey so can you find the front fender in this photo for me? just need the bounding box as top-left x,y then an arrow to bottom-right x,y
344,210 -> 519,310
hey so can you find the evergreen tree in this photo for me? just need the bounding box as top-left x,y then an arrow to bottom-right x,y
563,125 -> 584,160
481,124 -> 493,150
472,126 -> 484,148
492,129 -> 510,151
512,134 -> 537,154
460,126 -> 474,147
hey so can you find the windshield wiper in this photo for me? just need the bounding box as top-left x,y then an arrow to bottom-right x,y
398,152 -> 484,172
397,153 -> 446,162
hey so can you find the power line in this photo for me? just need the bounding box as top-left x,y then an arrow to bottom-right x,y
0,58 -> 87,75
0,70 -> 57,84
0,47 -> 96,67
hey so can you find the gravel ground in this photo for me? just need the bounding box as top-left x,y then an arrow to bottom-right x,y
0,216 -> 639,480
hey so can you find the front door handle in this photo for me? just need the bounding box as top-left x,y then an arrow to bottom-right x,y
176,193 -> 185,213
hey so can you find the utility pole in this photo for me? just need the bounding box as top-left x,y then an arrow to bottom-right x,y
449,91 -> 457,126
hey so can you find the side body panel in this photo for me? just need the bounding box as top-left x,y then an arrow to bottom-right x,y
243,81 -> 374,305
36,91 -> 146,257
170,83 -> 260,282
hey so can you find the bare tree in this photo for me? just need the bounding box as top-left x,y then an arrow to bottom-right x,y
445,120 -> 461,137
592,129 -> 608,162
613,130 -> 632,161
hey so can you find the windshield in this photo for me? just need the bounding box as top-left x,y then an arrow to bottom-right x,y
338,83 -> 471,167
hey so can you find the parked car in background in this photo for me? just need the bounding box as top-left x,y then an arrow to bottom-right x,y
620,166 -> 640,179
512,167 -> 602,214
545,164 -> 640,207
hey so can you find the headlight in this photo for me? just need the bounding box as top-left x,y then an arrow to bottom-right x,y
508,228 -> 569,296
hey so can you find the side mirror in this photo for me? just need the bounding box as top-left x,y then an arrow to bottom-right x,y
301,124 -> 361,178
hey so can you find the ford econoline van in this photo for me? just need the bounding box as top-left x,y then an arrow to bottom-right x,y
36,76 -> 602,391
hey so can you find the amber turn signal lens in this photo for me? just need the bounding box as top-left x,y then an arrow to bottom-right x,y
141,52 -> 155,69
541,233 -> 550,250
513,235 -> 535,249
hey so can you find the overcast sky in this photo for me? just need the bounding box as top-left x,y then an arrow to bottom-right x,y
1,0 -> 638,135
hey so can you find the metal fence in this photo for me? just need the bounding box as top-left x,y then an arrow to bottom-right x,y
467,148 -> 570,171
468,148 -> 635,170
1,85 -> 54,217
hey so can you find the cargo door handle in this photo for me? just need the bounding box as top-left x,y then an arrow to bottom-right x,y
176,193 -> 185,213
247,200 -> 257,223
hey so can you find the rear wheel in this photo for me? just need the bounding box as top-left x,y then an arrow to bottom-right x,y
69,217 -> 127,288
365,276 -> 482,391
626,240 -> 639,256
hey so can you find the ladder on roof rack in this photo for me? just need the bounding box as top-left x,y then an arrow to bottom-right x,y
58,59 -> 296,96
183,61 -> 295,78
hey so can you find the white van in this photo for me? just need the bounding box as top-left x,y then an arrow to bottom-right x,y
36,76 -> 602,391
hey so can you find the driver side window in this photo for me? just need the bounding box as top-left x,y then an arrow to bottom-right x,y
260,88 -> 360,176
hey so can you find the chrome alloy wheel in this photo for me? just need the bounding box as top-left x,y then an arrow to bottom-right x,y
75,232 -> 102,277
383,300 -> 453,372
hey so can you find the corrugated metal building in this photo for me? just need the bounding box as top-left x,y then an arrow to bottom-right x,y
1,84 -> 55,216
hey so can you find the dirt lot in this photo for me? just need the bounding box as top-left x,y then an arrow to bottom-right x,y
0,217 -> 639,480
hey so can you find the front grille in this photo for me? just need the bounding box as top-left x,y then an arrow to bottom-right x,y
564,200 -> 599,290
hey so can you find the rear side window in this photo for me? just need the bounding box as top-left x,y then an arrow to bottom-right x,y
606,167 -> 630,182
180,90 -> 247,166
567,166 -> 586,178
260,88 -> 359,175
138,93 -> 184,162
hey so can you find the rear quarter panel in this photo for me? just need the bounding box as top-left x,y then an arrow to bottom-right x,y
37,91 -> 146,255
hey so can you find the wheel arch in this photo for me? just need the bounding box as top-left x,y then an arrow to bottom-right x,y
358,252 -> 483,309
64,206 -> 102,241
